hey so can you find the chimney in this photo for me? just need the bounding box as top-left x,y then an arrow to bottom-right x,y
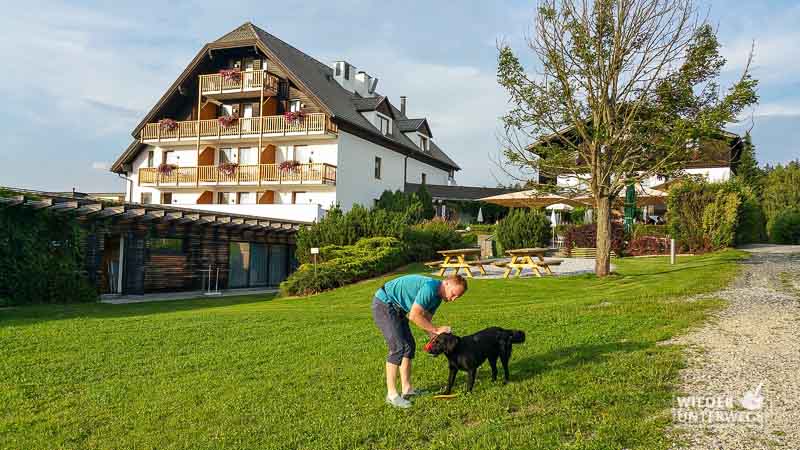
400,96 -> 407,116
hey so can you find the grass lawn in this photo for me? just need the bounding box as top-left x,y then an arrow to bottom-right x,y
0,250 -> 746,450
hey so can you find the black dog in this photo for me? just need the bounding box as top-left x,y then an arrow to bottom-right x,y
425,327 -> 525,394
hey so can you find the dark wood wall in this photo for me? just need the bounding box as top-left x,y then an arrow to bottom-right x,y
82,218 -> 295,296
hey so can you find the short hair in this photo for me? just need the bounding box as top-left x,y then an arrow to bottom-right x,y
445,274 -> 467,294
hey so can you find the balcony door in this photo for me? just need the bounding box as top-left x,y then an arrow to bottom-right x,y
239,147 -> 257,165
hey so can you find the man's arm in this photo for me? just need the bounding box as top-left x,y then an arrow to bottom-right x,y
408,304 -> 450,336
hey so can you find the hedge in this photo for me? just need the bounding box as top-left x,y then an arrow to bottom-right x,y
626,236 -> 670,256
632,224 -> 669,239
564,223 -> 625,255
280,237 -> 406,296
0,205 -> 97,305
769,209 -> 800,244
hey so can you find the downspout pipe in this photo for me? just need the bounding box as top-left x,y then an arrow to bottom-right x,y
117,172 -> 133,202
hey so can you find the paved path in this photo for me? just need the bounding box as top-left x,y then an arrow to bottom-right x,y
101,287 -> 278,304
669,247 -> 800,449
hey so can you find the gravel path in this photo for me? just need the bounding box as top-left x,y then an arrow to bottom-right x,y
669,247 -> 800,450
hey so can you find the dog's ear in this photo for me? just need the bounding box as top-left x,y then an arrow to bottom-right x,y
444,334 -> 458,353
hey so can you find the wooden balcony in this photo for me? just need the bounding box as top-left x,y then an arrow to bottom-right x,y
140,113 -> 338,144
138,163 -> 337,187
199,71 -> 279,98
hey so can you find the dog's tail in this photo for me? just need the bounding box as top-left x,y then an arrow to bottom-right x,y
510,330 -> 526,344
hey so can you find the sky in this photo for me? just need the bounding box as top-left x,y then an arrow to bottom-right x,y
0,0 -> 798,193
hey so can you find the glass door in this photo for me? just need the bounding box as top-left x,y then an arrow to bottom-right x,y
268,245 -> 288,286
229,242 -> 250,288
249,244 -> 268,287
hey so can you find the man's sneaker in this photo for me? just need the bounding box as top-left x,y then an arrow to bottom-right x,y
386,395 -> 412,409
402,389 -> 424,400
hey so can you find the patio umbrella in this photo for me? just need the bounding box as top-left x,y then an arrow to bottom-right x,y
477,207 -> 484,223
479,190 -> 589,208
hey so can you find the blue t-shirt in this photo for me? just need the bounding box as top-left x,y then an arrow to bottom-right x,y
375,275 -> 443,315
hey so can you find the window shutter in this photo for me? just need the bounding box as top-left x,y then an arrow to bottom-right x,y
252,102 -> 260,117
253,59 -> 262,70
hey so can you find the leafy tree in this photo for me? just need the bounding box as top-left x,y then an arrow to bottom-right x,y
762,161 -> 800,229
736,131 -> 764,188
497,0 -> 758,276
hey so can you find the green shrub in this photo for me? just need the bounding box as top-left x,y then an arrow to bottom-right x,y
735,193 -> 767,244
295,205 -> 410,263
280,237 -> 406,296
667,178 -> 760,251
769,209 -> 800,244
0,206 -> 97,305
632,224 -> 669,239
404,219 -> 469,262
702,191 -> 740,249
495,209 -> 551,250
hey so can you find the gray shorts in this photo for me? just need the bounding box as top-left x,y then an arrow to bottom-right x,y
372,297 -> 415,365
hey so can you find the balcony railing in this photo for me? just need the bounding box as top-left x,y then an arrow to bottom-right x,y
140,113 -> 338,143
199,71 -> 279,96
139,163 -> 337,186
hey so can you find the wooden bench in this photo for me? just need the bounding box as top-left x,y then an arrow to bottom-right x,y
492,261 -> 509,268
424,261 -> 442,269
541,258 -> 563,266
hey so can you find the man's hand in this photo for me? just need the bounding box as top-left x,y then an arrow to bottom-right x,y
409,304 -> 449,335
434,326 -> 451,335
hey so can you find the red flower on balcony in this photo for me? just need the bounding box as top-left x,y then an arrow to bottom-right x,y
219,69 -> 242,83
284,110 -> 306,125
218,162 -> 239,177
279,160 -> 301,172
158,118 -> 178,131
217,114 -> 239,128
158,163 -> 177,176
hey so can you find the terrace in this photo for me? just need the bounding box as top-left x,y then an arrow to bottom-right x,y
138,163 -> 337,187
140,113 -> 338,144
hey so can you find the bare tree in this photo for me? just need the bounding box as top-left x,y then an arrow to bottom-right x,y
498,0 -> 757,276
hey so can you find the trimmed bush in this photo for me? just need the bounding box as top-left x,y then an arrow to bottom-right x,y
769,209 -> 800,244
495,209 -> 551,250
281,237 -> 406,296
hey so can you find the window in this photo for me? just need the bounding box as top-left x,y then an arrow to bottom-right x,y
162,150 -> 178,165
219,148 -> 236,164
218,192 -> 235,205
377,115 -> 390,135
140,192 -> 152,204
374,157 -> 382,179
238,192 -> 257,204
421,173 -> 427,184
289,99 -> 301,112
161,192 -> 173,205
419,135 -> 429,151
147,151 -> 154,168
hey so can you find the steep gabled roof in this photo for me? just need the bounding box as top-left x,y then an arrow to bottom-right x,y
113,22 -> 460,173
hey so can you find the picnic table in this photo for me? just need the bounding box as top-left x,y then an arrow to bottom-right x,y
493,248 -> 562,278
432,248 -> 488,278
